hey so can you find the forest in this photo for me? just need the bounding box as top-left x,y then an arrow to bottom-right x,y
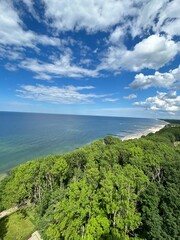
0,124 -> 180,240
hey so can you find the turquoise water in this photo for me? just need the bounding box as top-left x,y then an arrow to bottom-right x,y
0,112 -> 165,173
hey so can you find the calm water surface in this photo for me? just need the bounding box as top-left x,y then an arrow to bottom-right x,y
0,112 -> 165,173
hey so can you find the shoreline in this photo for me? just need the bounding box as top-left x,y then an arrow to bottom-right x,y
0,121 -> 167,180
121,122 -> 167,141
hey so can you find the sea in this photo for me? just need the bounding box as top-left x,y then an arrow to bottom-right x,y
0,111 -> 166,174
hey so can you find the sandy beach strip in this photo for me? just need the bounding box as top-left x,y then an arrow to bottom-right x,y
121,122 -> 167,141
0,173 -> 8,181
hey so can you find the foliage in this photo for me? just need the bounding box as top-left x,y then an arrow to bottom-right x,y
0,125 -> 179,239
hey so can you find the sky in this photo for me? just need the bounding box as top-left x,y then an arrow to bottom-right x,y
0,0 -> 180,118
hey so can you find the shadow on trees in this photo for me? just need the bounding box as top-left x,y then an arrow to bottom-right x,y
0,216 -> 8,239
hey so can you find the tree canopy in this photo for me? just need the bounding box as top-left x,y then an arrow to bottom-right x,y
0,124 -> 180,239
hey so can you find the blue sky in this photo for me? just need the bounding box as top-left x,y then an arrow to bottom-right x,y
0,0 -> 179,118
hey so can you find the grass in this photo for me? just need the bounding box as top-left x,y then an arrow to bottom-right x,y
0,210 -> 36,240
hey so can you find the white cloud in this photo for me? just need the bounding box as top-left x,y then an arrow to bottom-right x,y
43,0 -> 134,32
128,0 -> 180,38
106,0 -> 180,44
0,0 -> 179,82
20,0 -> 39,20
103,98 -> 119,102
130,0 -> 167,37
0,46 -> 24,60
16,84 -> 107,104
134,91 -> 180,113
123,94 -> 137,100
19,52 -> 98,79
4,63 -> 17,71
38,0 -> 180,40
101,0 -> 180,74
109,26 -> 125,44
80,58 -> 92,66
5,101 -> 35,107
100,35 -> 179,72
0,0 -> 61,48
161,19 -> 180,37
43,0 -> 180,38
130,65 -> 180,89
156,0 -> 180,36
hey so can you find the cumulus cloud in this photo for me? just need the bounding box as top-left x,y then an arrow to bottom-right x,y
134,91 -> 180,113
16,84 -> 107,104
19,52 -> 99,79
130,65 -> 180,89
100,35 -> 179,72
101,0 -> 180,73
42,0 -> 180,74
123,94 -> 137,100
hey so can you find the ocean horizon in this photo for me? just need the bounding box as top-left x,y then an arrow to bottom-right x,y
0,111 -> 166,174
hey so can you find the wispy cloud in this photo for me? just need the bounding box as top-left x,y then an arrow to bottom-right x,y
0,45 -> 24,61
4,63 -> 17,71
1,0 -> 180,78
16,84 -> 107,104
123,94 -> 137,100
5,101 -> 36,107
1,0 -> 180,119
43,0 -> 180,39
0,1 -> 61,48
43,0 -> 134,32
19,53 -> 99,80
103,98 -> 120,102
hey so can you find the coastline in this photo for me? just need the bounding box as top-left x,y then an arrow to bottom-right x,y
121,122 -> 167,141
0,121 -> 168,180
